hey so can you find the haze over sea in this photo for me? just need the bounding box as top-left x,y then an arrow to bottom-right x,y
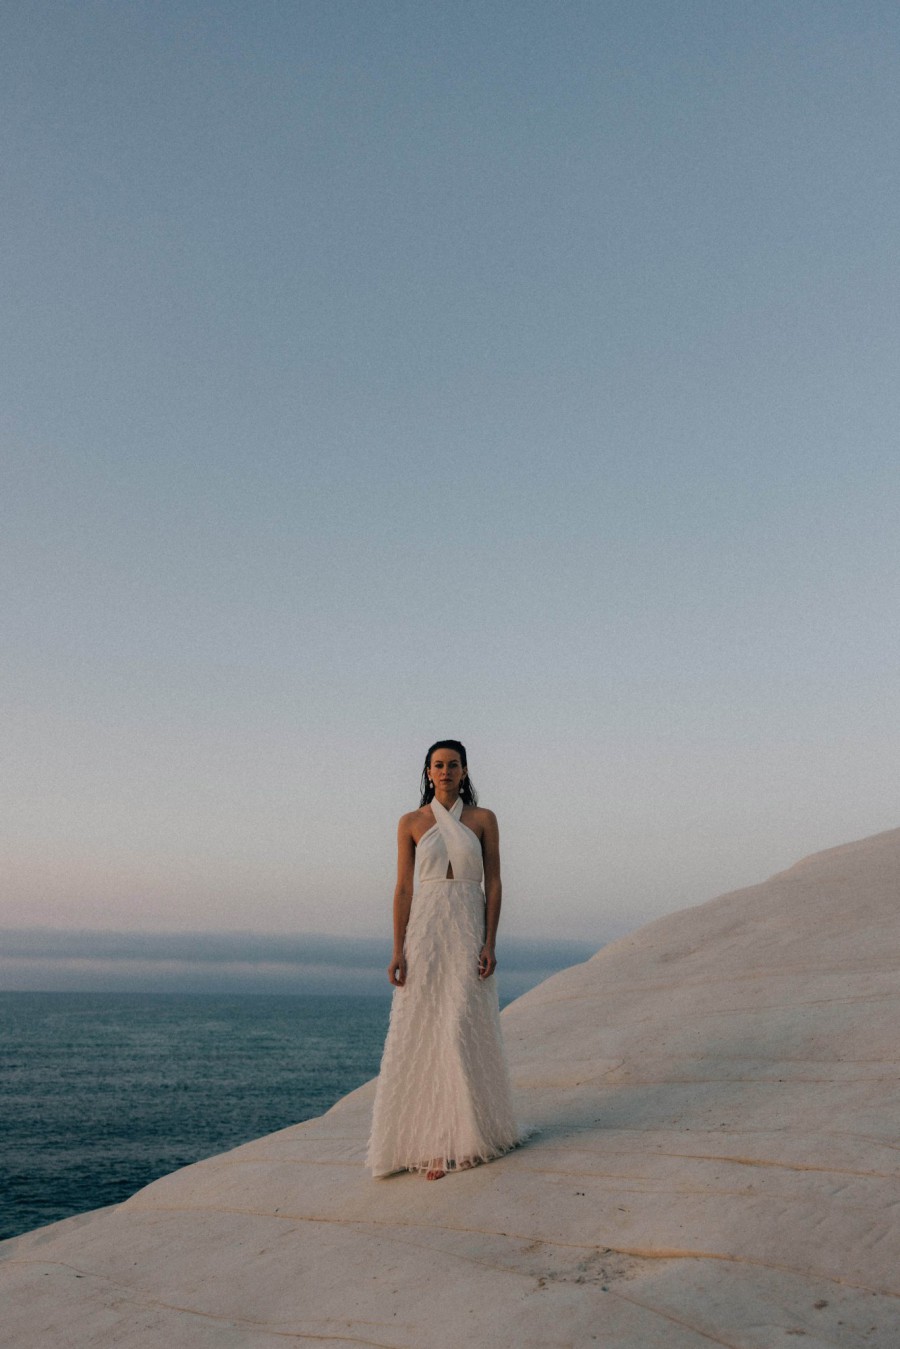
0,930 -> 598,997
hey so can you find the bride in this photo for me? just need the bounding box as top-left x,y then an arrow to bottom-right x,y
366,739 -> 523,1180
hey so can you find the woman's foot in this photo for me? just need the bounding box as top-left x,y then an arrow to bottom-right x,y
423,1156 -> 482,1179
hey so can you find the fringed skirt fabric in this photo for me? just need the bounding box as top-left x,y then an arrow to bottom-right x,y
366,878 -> 522,1177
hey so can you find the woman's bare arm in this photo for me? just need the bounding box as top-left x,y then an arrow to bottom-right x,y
479,809 -> 501,979
388,814 -> 417,986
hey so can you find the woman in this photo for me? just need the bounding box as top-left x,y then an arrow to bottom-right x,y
366,739 -> 523,1180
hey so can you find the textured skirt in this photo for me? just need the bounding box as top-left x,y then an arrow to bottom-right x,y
366,878 -> 522,1177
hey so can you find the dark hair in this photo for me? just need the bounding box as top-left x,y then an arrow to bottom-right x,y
419,739 -> 478,806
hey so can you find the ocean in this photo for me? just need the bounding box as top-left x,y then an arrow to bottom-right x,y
0,990 -> 391,1243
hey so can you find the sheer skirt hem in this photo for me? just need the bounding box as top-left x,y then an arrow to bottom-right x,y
369,1128 -> 533,1180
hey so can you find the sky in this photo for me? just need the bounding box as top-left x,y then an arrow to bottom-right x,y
3,0 -> 899,975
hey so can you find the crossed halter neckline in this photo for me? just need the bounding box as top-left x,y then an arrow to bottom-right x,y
418,794 -> 464,849
431,794 -> 464,821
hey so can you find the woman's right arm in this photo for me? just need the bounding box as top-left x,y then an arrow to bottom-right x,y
388,815 -> 416,987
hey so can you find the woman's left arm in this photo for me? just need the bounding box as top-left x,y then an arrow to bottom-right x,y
479,809 -> 501,979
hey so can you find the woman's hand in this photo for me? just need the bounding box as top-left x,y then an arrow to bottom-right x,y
388,950 -> 407,987
478,944 -> 497,980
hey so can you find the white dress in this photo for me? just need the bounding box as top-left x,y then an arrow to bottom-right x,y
366,795 -> 522,1177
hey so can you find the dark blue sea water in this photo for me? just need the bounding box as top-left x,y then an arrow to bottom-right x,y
0,990 -> 390,1243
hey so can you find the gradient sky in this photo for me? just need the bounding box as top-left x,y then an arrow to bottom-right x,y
4,0 -> 899,949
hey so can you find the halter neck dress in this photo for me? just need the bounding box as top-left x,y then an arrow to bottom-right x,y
366,795 -> 522,1177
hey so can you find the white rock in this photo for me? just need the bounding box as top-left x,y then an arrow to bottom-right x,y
3,827 -> 899,1347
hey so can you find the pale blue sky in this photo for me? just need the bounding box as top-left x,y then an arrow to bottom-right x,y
4,1 -> 899,949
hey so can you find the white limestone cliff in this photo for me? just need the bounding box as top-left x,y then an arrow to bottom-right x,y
2,826 -> 899,1347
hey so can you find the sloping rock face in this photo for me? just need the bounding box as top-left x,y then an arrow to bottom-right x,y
2,827 -> 899,1347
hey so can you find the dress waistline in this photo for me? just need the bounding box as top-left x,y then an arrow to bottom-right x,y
416,876 -> 484,889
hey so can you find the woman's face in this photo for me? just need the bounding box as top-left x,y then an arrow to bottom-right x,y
428,748 -> 466,796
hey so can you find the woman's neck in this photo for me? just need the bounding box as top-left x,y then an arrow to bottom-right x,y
433,789 -> 460,810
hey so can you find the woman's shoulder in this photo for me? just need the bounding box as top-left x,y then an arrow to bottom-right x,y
398,806 -> 431,832
463,804 -> 498,829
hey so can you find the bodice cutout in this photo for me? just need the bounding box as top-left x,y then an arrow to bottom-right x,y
416,795 -> 484,884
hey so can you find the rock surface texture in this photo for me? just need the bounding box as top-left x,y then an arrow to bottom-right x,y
3,826 -> 900,1347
